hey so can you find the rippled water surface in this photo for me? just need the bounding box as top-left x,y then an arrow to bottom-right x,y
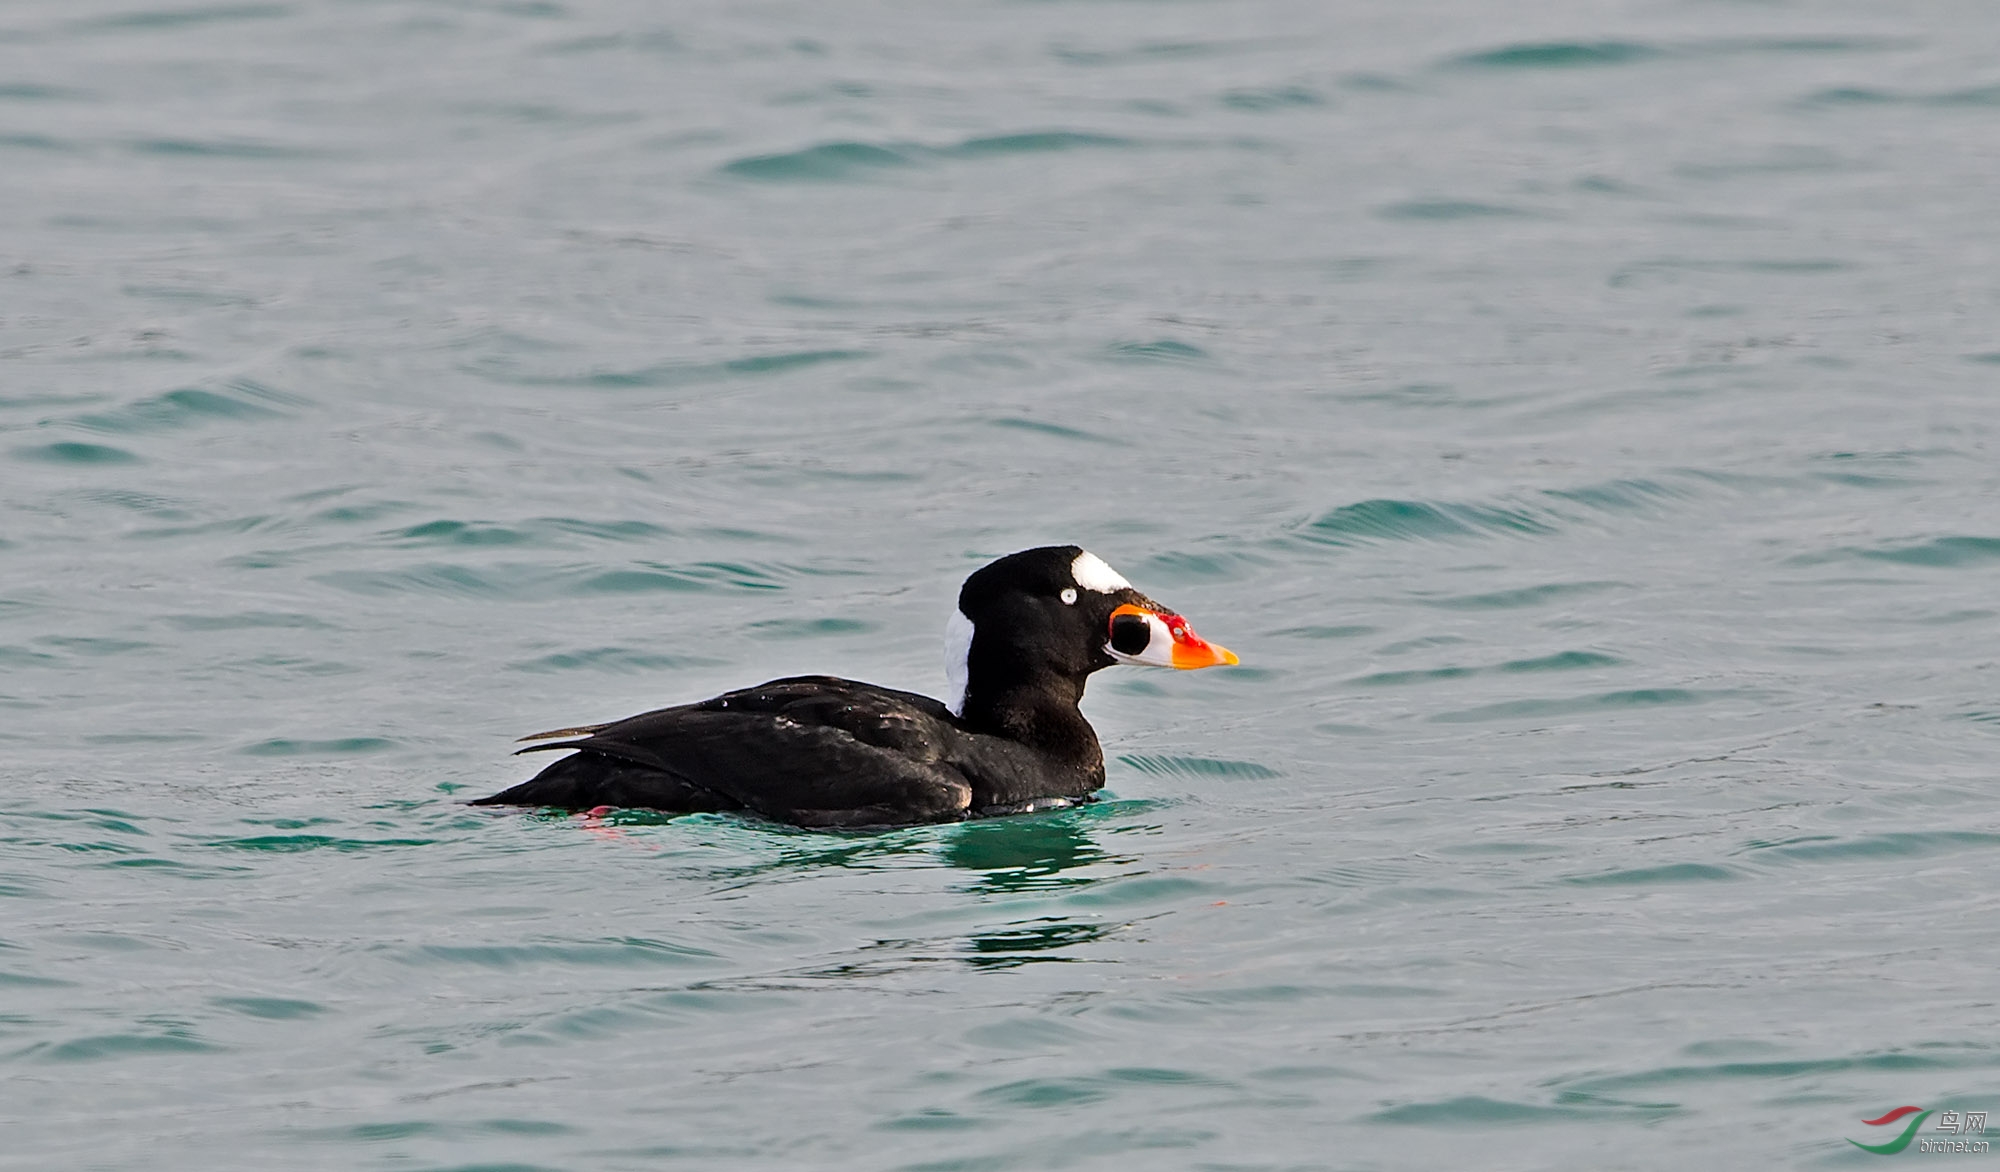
5,0 -> 1999,1167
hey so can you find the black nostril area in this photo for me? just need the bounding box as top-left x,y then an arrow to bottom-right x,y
1109,613 -> 1152,655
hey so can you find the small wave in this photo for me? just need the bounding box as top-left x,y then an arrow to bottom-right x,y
163,611 -> 331,631
124,515 -> 272,541
1431,688 -> 1724,723
28,1030 -> 224,1063
582,561 -> 790,595
1544,477 -> 1691,512
721,131 -> 1135,182
988,416 -> 1113,444
206,833 -> 432,851
535,30 -> 681,57
543,518 -> 674,542
238,737 -> 398,757
509,647 -> 721,674
128,137 -> 320,160
977,1067 -> 1220,1111
14,441 -> 140,465
1700,36 -> 1912,55
74,4 -> 288,31
0,391 -> 111,412
1378,199 -> 1536,221
1856,536 -> 2000,568
0,84 -> 88,101
37,636 -> 154,657
404,939 -> 718,969
1739,831 -> 2000,864
1449,41 -> 1663,70
0,646 -> 61,668
317,559 -> 801,600
391,520 -> 535,547
722,141 -> 915,181
1449,36 -> 1899,77
946,131 -> 1133,158
1558,1047 -> 1979,1105
1137,550 -> 1259,582
1299,498 -> 1556,546
1927,86 -> 2000,107
1349,665 -> 1476,687
1417,582 -> 1625,610
118,282 -> 259,307
1220,84 -> 1326,111
719,349 -> 870,376
482,348 -> 871,388
1050,35 -> 1284,66
82,735 -> 203,749
745,617 -> 873,639
1803,87 -> 1894,106
1104,338 -> 1209,364
1675,149 -> 1850,182
1298,475 -> 1710,550
313,564 -> 513,597
1350,650 -> 1620,689
69,380 -> 296,434
210,996 -> 325,1020
1117,754 -> 1280,780
1376,1093 -> 1657,1124
1270,624 -> 1376,639
1500,650 -> 1622,672
0,134 -> 70,152
1562,862 -> 1741,887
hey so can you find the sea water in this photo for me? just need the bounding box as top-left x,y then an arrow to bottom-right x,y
3,0 -> 1998,1167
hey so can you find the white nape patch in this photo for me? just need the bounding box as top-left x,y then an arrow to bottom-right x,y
943,607 -> 975,717
1070,549 -> 1131,594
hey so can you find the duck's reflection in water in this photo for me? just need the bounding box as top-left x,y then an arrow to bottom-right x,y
943,811 -> 1130,968
943,810 -> 1110,894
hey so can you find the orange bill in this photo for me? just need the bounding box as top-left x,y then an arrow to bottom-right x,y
1108,603 -> 1240,670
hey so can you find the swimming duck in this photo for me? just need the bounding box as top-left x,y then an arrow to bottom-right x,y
471,545 -> 1237,827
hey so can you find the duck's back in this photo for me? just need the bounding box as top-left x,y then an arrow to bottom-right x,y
471,676 -> 1094,828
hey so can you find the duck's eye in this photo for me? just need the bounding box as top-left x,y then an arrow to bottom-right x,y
1060,587 -> 1078,605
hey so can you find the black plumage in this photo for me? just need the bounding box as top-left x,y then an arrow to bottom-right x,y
470,546 -> 1235,828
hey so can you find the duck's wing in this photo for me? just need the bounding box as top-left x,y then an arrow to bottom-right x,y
483,677 -> 973,828
513,676 -> 953,747
515,723 -> 612,743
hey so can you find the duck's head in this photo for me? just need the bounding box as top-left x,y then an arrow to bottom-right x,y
945,545 -> 1238,717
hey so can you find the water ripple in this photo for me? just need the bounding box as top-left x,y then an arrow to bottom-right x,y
1430,688 -> 1733,724
508,647 -> 722,674
1806,83 -> 2000,107
67,380 -> 297,434
71,4 -> 289,32
1116,755 -> 1280,780
721,131 -> 1137,182
475,348 -> 872,388
1351,650 -> 1621,688
1739,831 -> 2000,865
14,441 -> 141,465
313,560 -> 803,599
1449,41 -> 1665,70
1298,498 -> 1557,546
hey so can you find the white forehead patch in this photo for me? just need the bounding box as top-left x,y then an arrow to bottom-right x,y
943,607 -> 975,717
1070,550 -> 1131,594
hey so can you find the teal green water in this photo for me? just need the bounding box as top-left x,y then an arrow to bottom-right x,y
4,1 -> 1999,1167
